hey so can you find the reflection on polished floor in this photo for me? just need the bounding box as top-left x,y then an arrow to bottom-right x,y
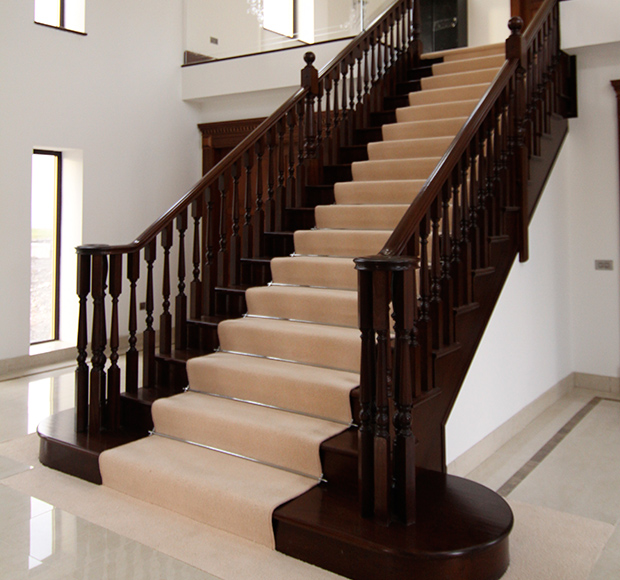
1,362 -> 619,579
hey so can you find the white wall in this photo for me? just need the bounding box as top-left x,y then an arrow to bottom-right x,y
447,148 -> 573,462
447,1 -> 620,463
565,42 -> 620,378
561,0 -> 620,51
0,1 -> 202,361
468,0 -> 511,47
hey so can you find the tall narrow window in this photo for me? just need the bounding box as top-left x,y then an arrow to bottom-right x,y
31,151 -> 62,345
263,0 -> 295,38
34,0 -> 86,34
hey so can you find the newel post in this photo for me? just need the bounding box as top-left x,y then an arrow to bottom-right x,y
355,255 -> 418,525
506,16 -> 530,262
301,52 -> 321,186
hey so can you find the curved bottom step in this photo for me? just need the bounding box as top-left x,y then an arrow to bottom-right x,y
274,468 -> 512,580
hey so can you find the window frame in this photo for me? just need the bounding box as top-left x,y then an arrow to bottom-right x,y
31,149 -> 63,345
34,0 -> 87,36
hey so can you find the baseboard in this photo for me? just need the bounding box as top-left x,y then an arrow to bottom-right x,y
448,373 -> 575,477
574,372 -> 620,395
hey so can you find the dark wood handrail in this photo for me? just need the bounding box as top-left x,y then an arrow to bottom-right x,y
381,0 -> 557,258
77,0 -> 415,257
381,60 -> 518,257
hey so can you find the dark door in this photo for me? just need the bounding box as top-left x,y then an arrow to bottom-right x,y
419,0 -> 468,53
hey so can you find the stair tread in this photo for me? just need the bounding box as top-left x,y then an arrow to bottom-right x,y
294,228 -> 392,258
246,285 -> 358,328
218,317 -> 361,372
100,434 -> 318,548
270,255 -> 357,290
153,391 -> 348,478
187,351 -> 358,424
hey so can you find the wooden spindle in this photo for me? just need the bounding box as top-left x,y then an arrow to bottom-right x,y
189,199 -> 202,319
275,119 -> 286,231
286,110 -> 296,208
418,216 -> 432,392
229,161 -> 241,285
217,173 -> 229,287
265,128 -> 276,233
126,251 -> 140,395
89,252 -> 108,434
203,186 -> 217,316
175,209 -> 188,351
75,252 -> 90,432
430,197 -> 443,349
253,139 -> 265,257
243,150 -> 254,258
143,239 -> 156,388
107,253 -> 122,431
160,223 -> 173,356
440,182 -> 455,345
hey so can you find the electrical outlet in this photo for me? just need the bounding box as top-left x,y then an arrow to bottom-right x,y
139,302 -> 146,311
595,260 -> 613,271
210,36 -> 219,45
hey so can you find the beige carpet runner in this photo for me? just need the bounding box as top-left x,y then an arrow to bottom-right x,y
100,42 -> 505,549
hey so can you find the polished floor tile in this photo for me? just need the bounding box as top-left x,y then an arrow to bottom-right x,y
2,364 -> 620,578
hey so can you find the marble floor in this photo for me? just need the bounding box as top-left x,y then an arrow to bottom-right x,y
0,362 -> 619,579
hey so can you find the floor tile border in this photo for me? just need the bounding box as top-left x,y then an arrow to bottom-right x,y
498,397 -> 619,496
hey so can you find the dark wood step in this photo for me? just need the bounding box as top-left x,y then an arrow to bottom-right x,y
285,206 -> 315,230
370,109 -> 397,126
396,78 -> 422,95
354,126 -> 383,146
322,164 -> 353,184
38,408 -> 145,484
302,184 -> 335,206
406,65 -> 435,81
273,469 -> 512,580
339,144 -> 369,164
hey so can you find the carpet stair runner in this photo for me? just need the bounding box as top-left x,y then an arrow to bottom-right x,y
100,43 -> 505,550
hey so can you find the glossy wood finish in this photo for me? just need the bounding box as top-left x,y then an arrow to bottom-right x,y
275,470 -> 513,580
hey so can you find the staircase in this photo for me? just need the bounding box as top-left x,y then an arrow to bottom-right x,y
38,0 -> 576,578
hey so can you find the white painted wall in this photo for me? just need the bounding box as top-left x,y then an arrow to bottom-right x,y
447,2 -> 620,463
468,0 -> 510,47
447,148 -> 574,462
561,0 -> 620,51
565,42 -> 620,378
0,1 -> 202,360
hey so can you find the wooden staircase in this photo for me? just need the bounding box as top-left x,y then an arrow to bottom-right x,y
38,0 -> 577,578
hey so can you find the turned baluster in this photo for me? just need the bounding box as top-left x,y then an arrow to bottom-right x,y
264,129 -> 276,233
189,199 -> 202,319
89,251 -> 108,434
143,239 -> 156,388
331,73 -> 341,163
75,252 -> 90,432
295,101 -> 306,206
355,45 -> 364,132
275,119 -> 286,231
490,103 -> 505,237
418,216 -> 432,392
107,253 -> 122,431
160,223 -> 173,356
340,60 -> 349,148
253,140 -> 265,257
450,168 -> 463,307
286,110 -> 296,208
126,251 -> 140,395
348,53 -> 356,136
392,259 -> 417,525
243,150 -> 254,258
459,155 -> 474,305
203,185 -> 218,316
430,197 -> 443,349
323,76 -> 333,166
175,209 -> 188,351
370,32 -> 379,114
217,173 -> 229,287
440,181 -> 455,345
229,161 -> 241,285
362,39 -> 370,126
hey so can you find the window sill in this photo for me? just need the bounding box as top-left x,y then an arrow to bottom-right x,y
34,21 -> 87,36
